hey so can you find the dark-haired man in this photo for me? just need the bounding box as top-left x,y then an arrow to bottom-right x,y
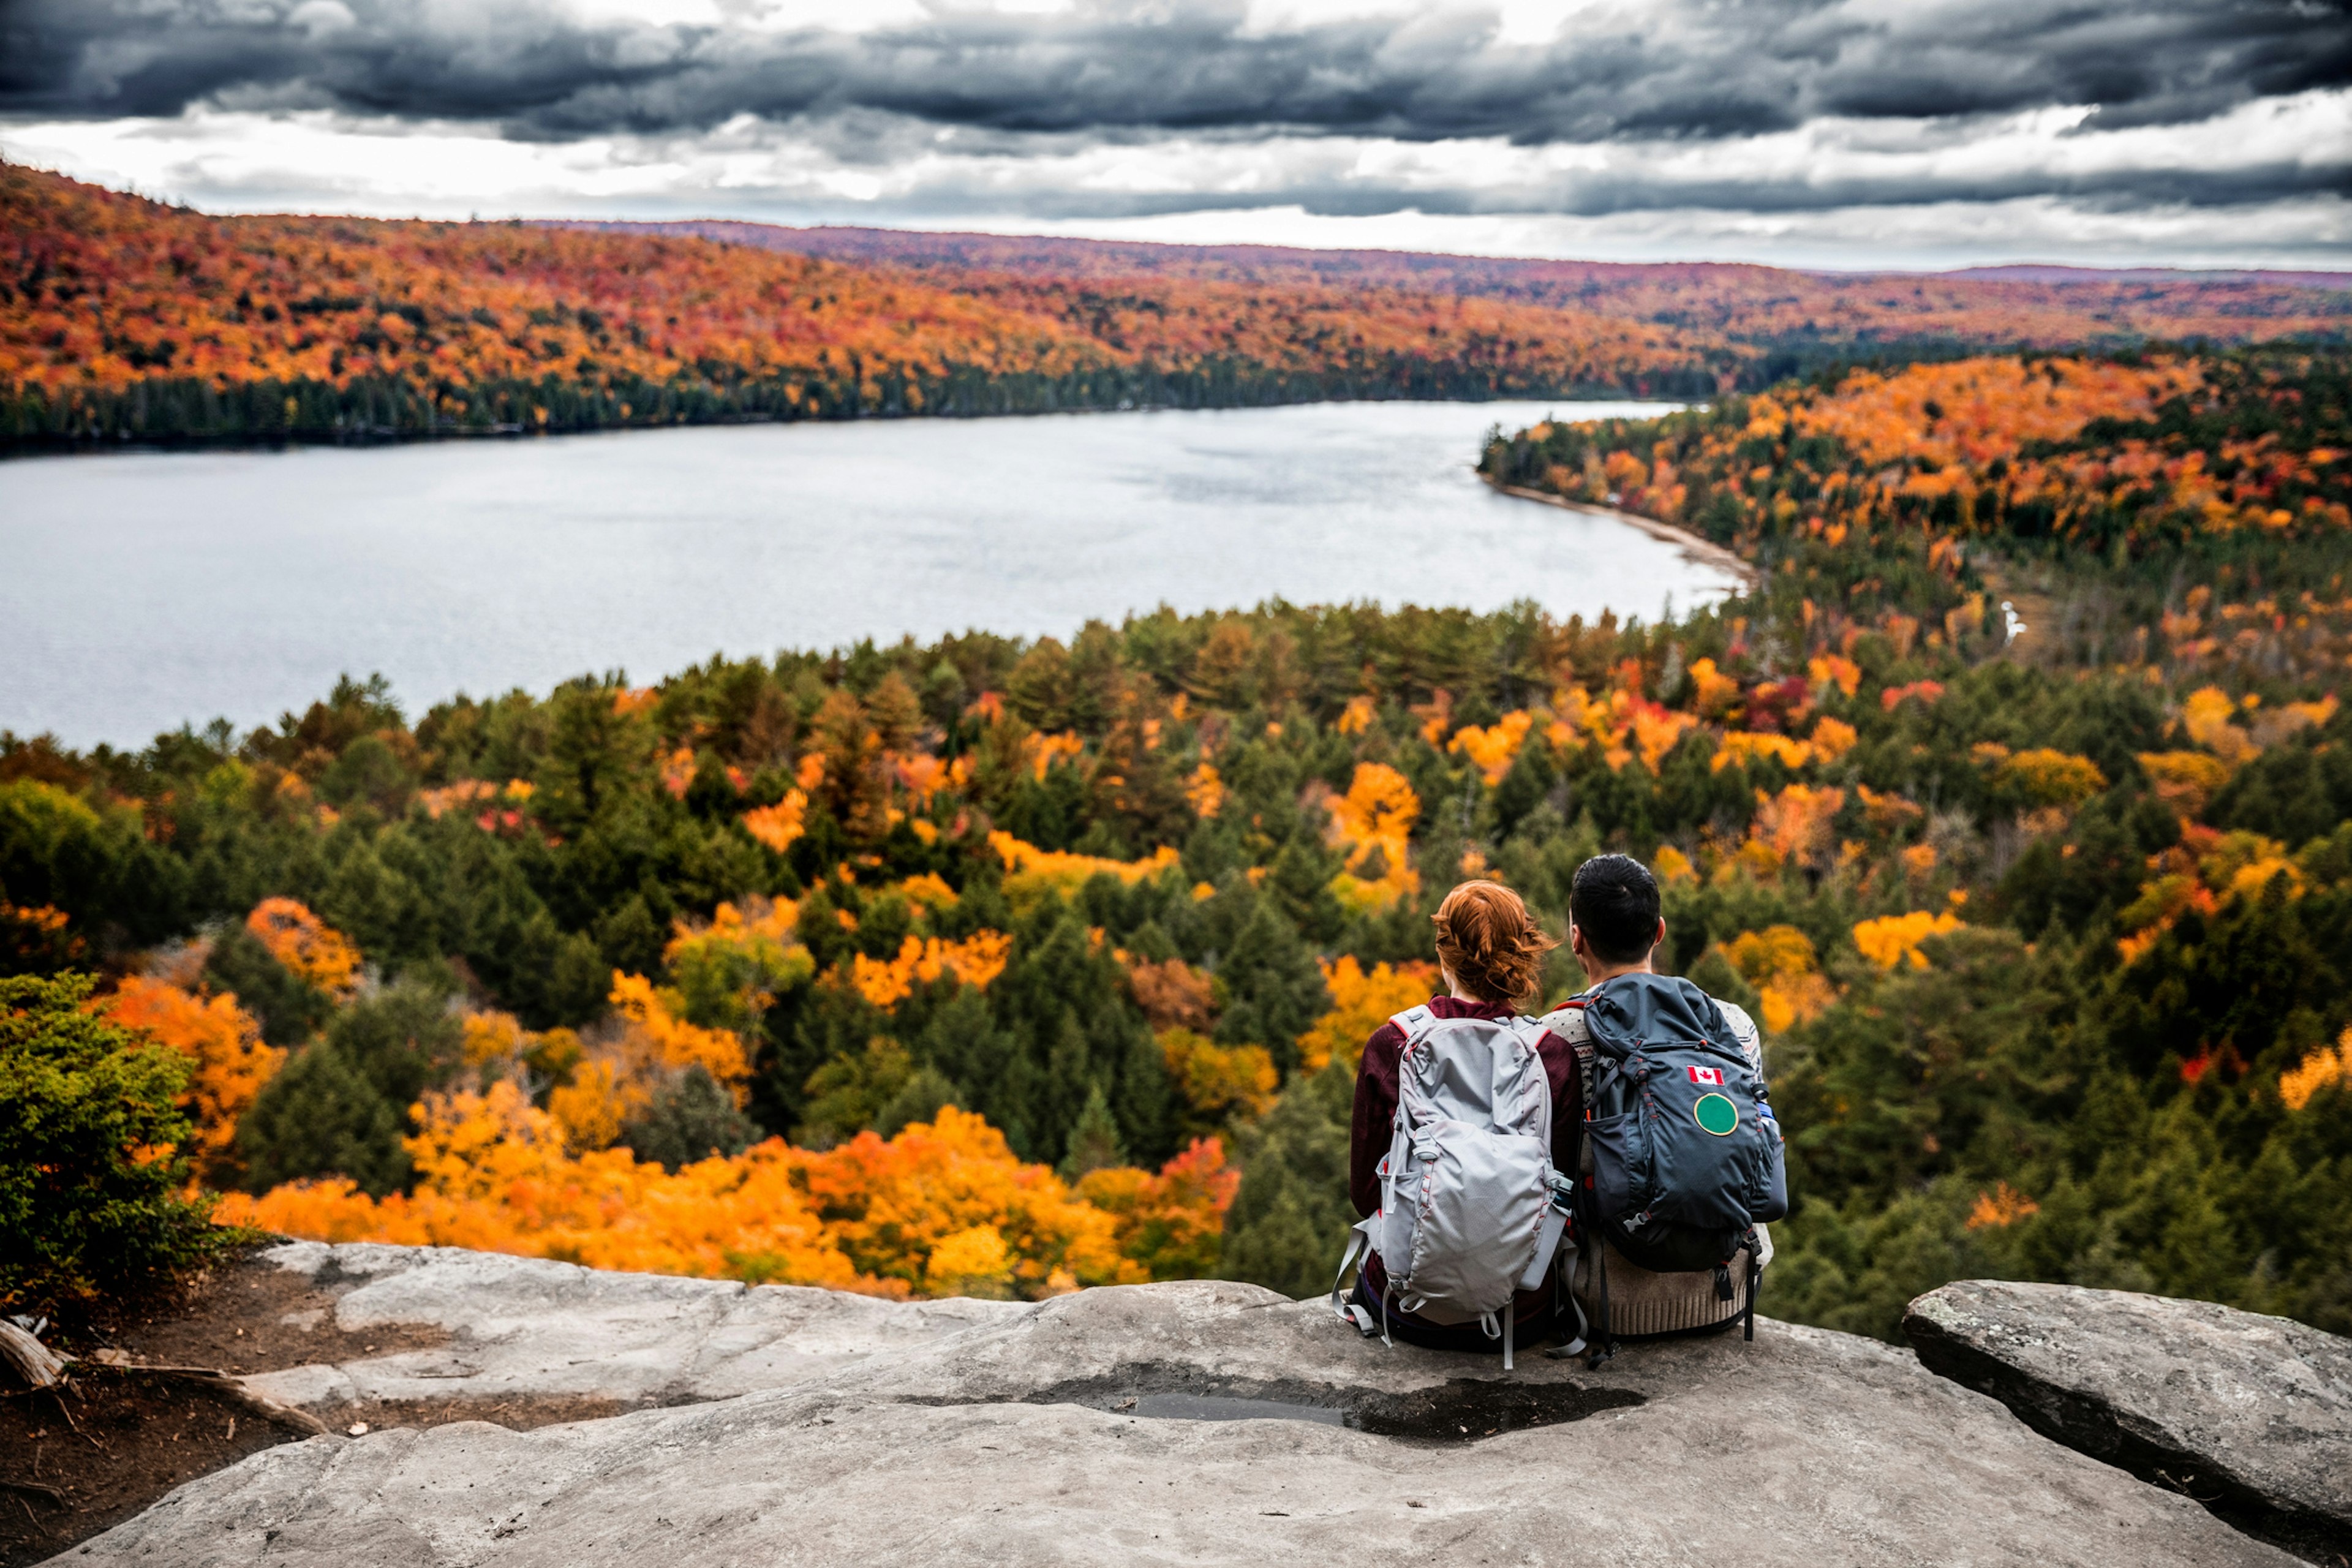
1540,853 -> 1773,1339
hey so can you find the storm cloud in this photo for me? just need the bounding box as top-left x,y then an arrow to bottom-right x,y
2,1 -> 2346,264
4,0 -> 2347,148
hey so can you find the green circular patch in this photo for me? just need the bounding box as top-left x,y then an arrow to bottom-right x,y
1694,1093 -> 1740,1137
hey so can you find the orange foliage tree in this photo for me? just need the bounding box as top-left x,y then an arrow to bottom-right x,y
245,898 -> 361,995
101,976 -> 284,1163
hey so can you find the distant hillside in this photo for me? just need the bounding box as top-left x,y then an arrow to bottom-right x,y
1,162 -> 1724,448
7,158 -> 2343,448
556,218 -> 2352,367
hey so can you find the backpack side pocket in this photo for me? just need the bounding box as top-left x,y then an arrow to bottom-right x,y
1585,1112 -> 1643,1221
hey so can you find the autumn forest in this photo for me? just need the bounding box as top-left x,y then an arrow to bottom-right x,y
6,162 -> 2352,1349
5,159 -> 2347,448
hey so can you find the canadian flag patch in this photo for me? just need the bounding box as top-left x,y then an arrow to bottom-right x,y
1688,1065 -> 1725,1085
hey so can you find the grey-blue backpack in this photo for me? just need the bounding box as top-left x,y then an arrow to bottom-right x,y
1558,972 -> 1787,1362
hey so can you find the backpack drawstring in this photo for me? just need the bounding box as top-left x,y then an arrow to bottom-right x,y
1743,1227 -> 1761,1343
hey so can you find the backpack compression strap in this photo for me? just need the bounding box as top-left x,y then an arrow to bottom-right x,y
1330,1217 -> 1385,1342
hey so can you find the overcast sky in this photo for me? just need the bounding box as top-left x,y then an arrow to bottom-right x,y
2,0 -> 2346,270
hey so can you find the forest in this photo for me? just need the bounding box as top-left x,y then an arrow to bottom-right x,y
590,217 -> 2352,375
0,160 -> 1719,448
6,340 -> 2350,1343
6,159 -> 2345,449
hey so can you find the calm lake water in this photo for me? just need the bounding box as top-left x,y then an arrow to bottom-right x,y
2,399 -> 1735,748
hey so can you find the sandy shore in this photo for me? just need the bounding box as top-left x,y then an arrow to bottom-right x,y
1483,474 -> 1760,588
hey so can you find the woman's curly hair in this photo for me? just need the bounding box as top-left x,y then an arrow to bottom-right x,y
1431,881 -> 1558,1008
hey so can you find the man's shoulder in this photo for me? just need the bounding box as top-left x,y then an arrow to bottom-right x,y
1711,997 -> 1763,1060
1534,997 -> 1594,1044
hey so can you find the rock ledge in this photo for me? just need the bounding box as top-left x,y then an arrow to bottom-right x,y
58,1271 -> 2297,1567
1906,1280 -> 2351,1564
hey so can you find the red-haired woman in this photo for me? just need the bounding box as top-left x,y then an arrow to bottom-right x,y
1344,880 -> 1578,1351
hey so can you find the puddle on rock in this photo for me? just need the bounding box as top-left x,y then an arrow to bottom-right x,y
1130,1393 -> 1346,1426
981,1369 -> 1645,1445
1349,1379 -> 1645,1441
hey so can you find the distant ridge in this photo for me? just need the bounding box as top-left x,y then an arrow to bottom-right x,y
1942,263 -> 2352,288
549,219 -> 2349,292
5,157 -> 2345,450
548,217 -> 2352,352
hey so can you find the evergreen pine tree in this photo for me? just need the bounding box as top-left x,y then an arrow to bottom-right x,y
619,1066 -> 764,1170
1217,1063 -> 1354,1298
236,1042 -> 409,1196
874,1067 -> 960,1138
1213,901 -> 1332,1074
1059,1082 -> 1126,1180
202,924 -> 330,1047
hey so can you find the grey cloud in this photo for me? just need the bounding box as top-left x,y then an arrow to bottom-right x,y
3,0 -> 2348,150
753,159 -> 2352,224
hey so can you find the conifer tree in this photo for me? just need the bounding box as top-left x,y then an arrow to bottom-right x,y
1218,1063 -> 1354,1298
1213,902 -> 1331,1075
620,1066 -> 764,1170
236,1041 -> 409,1196
1059,1082 -> 1126,1180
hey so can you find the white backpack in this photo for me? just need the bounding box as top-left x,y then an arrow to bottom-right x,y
1330,1006 -> 1571,1368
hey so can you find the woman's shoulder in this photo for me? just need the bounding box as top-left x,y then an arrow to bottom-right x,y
1356,1009 -> 1418,1076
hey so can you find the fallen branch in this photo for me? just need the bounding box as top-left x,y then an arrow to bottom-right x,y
0,1322 -> 67,1391
81,1363 -> 330,1437
0,1479 -> 64,1506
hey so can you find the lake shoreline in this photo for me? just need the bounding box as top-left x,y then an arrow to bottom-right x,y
1,386 -> 1697,460
1484,473 -> 1760,589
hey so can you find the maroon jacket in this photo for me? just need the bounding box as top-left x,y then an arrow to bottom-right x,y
1348,995 -> 1585,1314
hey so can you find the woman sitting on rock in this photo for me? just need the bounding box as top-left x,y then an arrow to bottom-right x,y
1342,880 -> 1580,1352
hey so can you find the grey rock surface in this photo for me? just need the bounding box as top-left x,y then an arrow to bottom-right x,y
68,1278 -> 2294,1567
1906,1280 -> 2352,1563
240,1241 -> 1030,1412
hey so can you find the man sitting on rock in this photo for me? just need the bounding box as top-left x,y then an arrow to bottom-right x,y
1540,853 -> 1772,1341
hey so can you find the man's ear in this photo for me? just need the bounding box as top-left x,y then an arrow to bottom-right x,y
1567,921 -> 1586,957
1649,917 -> 1667,954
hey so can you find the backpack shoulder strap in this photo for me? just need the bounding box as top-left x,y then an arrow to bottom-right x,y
1385,1005 -> 1442,1129
1387,1004 -> 1439,1046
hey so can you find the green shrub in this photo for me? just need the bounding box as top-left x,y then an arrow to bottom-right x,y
619,1066 -> 765,1171
1,971 -> 225,1308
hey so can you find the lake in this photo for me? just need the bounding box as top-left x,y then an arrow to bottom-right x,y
1,399 -> 1737,748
